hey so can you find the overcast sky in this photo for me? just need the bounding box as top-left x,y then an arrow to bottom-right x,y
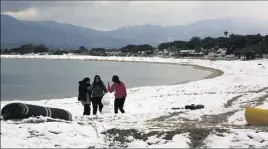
1,1 -> 268,31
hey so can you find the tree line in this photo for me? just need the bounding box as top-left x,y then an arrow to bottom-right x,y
1,44 -> 49,54
1,32 -> 268,55
158,33 -> 268,55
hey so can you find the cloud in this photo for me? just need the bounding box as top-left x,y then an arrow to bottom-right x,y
2,8 -> 38,20
1,1 -> 268,30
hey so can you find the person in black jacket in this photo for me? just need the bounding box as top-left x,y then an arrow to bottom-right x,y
78,77 -> 91,115
90,75 -> 108,115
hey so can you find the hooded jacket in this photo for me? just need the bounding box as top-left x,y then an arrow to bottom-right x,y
78,79 -> 91,102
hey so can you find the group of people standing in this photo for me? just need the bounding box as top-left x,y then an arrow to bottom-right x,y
78,75 -> 127,115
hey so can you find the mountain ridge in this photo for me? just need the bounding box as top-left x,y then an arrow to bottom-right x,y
1,14 -> 268,49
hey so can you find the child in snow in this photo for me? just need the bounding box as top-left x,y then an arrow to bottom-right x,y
78,77 -> 92,115
90,75 -> 108,115
108,75 -> 127,114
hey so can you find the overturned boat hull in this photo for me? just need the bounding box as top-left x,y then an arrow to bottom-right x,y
1,102 -> 72,121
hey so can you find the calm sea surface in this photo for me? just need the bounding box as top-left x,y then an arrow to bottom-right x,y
1,58 -> 212,101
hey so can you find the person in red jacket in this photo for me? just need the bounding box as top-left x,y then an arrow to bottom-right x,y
108,75 -> 127,114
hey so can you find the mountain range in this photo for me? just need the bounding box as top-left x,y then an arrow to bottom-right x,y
1,14 -> 268,49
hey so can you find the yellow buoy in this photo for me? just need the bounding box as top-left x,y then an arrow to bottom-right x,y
245,107 -> 268,125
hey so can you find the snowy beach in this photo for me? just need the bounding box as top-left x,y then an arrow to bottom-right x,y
1,55 -> 268,148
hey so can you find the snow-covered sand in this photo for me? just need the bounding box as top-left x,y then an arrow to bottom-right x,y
1,55 -> 268,148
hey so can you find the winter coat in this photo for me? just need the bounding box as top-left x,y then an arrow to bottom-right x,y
78,81 -> 91,104
91,81 -> 108,98
108,82 -> 127,98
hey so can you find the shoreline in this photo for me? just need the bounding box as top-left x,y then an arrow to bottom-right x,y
1,54 -> 224,82
1,55 -> 224,102
1,55 -> 223,101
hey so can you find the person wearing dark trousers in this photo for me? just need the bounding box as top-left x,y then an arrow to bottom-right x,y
114,97 -> 126,114
90,75 -> 108,115
108,75 -> 127,114
78,77 -> 92,115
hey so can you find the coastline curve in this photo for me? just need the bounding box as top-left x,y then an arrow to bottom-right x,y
1,54 -> 224,86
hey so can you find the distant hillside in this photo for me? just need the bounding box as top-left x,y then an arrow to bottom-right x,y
107,17 -> 268,45
0,14 -> 128,49
1,14 -> 268,49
